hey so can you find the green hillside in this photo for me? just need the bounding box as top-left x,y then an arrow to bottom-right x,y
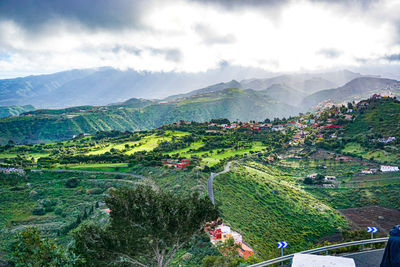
214,162 -> 347,259
0,88 -> 299,144
0,105 -> 35,118
340,97 -> 400,163
346,98 -> 400,137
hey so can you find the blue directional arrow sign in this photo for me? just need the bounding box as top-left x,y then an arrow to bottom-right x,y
277,241 -> 288,248
366,227 -> 378,233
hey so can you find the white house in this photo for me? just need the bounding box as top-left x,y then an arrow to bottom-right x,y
380,165 -> 399,172
324,176 -> 336,181
361,170 -> 373,174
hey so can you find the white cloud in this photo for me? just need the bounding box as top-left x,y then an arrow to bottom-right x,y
0,0 -> 399,77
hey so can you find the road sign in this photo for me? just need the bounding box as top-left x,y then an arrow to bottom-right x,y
366,227 -> 378,233
277,241 -> 288,248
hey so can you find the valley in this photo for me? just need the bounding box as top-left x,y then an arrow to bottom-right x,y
1,95 -> 399,265
1,74 -> 399,146
2,1 -> 400,265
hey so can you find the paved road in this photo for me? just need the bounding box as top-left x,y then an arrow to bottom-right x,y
32,168 -> 147,180
343,249 -> 385,267
208,162 -> 232,205
278,249 -> 385,267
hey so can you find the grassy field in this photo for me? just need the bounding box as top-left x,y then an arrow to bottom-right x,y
165,141 -> 268,166
344,174 -> 400,188
214,162 -> 348,259
0,152 -> 50,159
62,163 -> 130,172
85,135 -> 166,155
342,142 -> 398,163
84,131 -> 190,156
307,184 -> 400,210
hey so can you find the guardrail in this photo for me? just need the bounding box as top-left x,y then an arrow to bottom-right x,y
249,237 -> 389,266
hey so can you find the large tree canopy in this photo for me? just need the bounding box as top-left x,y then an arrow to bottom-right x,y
73,185 -> 219,267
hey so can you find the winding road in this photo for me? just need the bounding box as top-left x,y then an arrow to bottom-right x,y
208,162 -> 232,205
343,248 -> 385,267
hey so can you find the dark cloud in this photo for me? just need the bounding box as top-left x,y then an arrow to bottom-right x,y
318,49 -> 342,59
194,24 -> 236,45
384,54 -> 400,61
0,0 -> 150,31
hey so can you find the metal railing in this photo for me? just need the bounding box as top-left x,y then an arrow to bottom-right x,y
249,237 -> 389,266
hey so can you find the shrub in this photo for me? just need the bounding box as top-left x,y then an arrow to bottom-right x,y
13,227 -> 75,266
41,198 -> 57,208
54,208 -> 64,216
65,177 -> 79,188
32,206 -> 46,216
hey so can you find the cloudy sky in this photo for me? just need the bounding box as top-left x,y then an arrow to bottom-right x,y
0,0 -> 399,78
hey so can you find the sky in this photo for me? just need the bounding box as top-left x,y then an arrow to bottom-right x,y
0,0 -> 399,78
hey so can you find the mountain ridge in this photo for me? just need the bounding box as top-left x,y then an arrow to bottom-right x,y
0,88 -> 299,144
0,68 -> 367,109
301,77 -> 400,108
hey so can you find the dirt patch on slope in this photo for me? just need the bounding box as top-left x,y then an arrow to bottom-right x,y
339,205 -> 400,235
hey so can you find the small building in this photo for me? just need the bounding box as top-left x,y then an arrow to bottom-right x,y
361,169 -> 373,174
377,137 -> 396,143
0,168 -> 25,175
272,125 -> 285,131
238,242 -> 254,259
344,114 -> 352,120
162,159 -> 191,168
324,176 -> 336,181
380,165 -> 399,172
206,223 -> 254,259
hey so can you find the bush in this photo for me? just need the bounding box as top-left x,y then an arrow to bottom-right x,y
65,177 -> 79,188
41,198 -> 57,208
12,227 -> 75,266
32,206 -> 46,216
303,177 -> 313,185
54,208 -> 64,216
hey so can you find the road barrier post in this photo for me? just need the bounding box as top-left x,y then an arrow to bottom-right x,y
367,227 -> 378,249
277,241 -> 288,266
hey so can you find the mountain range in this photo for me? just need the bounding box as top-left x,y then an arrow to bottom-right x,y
0,88 -> 298,144
0,66 -> 272,108
1,68 -> 400,144
0,68 -> 367,109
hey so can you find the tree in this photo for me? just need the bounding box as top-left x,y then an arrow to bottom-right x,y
13,227 -> 75,266
73,186 -> 219,267
303,177 -> 313,185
